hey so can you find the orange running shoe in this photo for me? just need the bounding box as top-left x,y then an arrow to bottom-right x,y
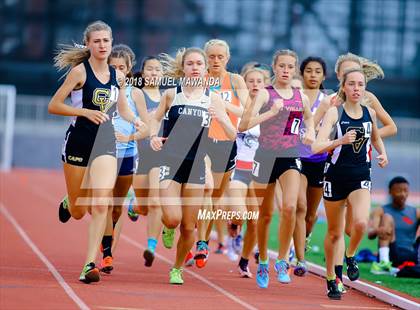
184,250 -> 194,267
194,241 -> 209,268
100,256 -> 113,274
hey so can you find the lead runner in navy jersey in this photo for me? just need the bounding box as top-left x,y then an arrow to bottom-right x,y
312,68 -> 388,300
48,21 -> 145,284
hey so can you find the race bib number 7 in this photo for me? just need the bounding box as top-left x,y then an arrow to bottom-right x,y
291,118 -> 301,135
284,112 -> 302,136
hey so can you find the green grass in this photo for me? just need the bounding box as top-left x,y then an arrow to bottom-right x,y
267,210 -> 420,298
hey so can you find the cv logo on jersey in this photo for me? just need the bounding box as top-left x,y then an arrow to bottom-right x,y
347,123 -> 371,153
92,86 -> 119,113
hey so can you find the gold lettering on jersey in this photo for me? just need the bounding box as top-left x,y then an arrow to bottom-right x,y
68,155 -> 83,162
347,127 -> 368,153
92,87 -> 118,113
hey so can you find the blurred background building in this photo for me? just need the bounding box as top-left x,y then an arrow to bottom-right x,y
0,0 -> 419,196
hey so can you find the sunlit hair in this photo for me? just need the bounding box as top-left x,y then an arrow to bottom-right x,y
337,68 -> 367,101
109,44 -> 136,77
272,49 -> 298,67
159,47 -> 207,79
358,55 -> 385,82
335,52 -> 384,82
204,39 -> 230,58
241,62 -> 271,85
335,52 -> 361,74
54,20 -> 112,75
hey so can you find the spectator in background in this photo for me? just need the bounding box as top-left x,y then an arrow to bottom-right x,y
368,177 -> 420,274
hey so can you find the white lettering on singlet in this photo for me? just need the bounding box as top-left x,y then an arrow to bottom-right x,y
178,106 -> 205,117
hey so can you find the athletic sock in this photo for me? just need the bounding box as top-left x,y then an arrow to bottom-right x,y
102,235 -> 113,258
147,238 -> 158,253
335,265 -> 343,281
379,247 -> 390,263
327,275 -> 336,281
239,257 -> 249,270
260,258 -> 269,265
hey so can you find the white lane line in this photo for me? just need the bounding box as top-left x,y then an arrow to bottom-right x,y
24,180 -> 257,309
0,202 -> 90,310
320,305 -> 391,309
120,234 -> 258,310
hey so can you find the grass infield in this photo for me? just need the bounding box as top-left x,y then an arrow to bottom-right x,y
267,210 -> 420,298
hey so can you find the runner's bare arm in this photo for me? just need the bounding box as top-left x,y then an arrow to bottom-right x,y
238,89 -> 274,131
368,107 -> 388,168
210,93 -> 237,140
301,91 -> 315,145
365,91 -> 397,138
48,64 -> 88,117
226,73 -> 247,117
311,107 -> 345,154
131,87 -> 150,140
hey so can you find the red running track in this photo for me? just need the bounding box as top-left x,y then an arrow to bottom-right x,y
0,169 -> 401,309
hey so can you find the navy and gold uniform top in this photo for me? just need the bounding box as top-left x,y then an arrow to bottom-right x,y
62,60 -> 120,166
325,105 -> 373,181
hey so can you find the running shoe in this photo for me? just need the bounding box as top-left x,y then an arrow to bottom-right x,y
99,256 -> 113,274
184,250 -> 194,267
79,262 -> 100,284
294,260 -> 308,277
127,202 -> 139,222
233,234 -> 243,255
58,196 -> 71,223
169,267 -> 184,285
214,242 -> 225,254
194,240 -> 209,268
345,255 -> 360,281
336,277 -> 347,293
274,259 -> 291,284
162,226 -> 175,249
256,263 -> 269,288
143,249 -> 155,267
238,265 -> 253,278
370,261 -> 393,275
226,236 -> 238,261
327,279 -> 341,300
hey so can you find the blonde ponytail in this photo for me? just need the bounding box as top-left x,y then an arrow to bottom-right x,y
159,47 -> 207,79
359,56 -> 385,81
335,52 -> 384,82
54,20 -> 112,75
